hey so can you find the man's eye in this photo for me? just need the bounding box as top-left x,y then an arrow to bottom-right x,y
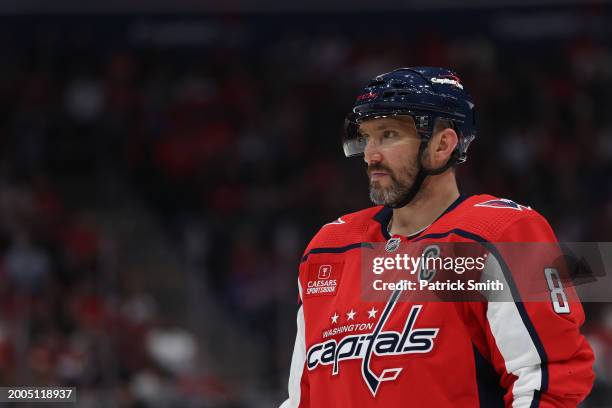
383,131 -> 397,139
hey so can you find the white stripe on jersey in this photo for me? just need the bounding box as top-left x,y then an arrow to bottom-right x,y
280,280 -> 306,408
484,254 -> 542,408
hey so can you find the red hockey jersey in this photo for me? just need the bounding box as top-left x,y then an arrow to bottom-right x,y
280,194 -> 594,408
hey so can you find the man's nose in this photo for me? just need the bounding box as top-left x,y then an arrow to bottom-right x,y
363,141 -> 383,165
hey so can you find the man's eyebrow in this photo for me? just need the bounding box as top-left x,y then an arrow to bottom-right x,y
374,125 -> 400,131
359,119 -> 415,134
373,123 -> 409,131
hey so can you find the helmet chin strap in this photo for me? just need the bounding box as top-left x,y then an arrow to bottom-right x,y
389,140 -> 457,209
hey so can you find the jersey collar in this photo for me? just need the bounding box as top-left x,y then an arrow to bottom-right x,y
373,194 -> 469,240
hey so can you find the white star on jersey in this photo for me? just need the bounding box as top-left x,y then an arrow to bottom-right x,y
331,313 -> 339,324
367,307 -> 378,319
347,309 -> 356,321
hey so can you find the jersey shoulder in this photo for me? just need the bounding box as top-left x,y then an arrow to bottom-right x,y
303,206 -> 383,255
437,194 -> 555,242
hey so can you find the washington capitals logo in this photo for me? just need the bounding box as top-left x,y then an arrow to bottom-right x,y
474,198 -> 531,211
431,75 -> 463,89
306,289 -> 439,396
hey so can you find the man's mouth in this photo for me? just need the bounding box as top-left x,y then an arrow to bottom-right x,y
369,171 -> 390,181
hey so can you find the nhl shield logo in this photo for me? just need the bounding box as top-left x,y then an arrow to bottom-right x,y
385,237 -> 401,252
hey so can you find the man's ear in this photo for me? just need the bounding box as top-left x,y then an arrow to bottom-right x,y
428,128 -> 458,166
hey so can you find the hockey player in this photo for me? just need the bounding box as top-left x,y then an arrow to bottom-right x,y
279,67 -> 594,407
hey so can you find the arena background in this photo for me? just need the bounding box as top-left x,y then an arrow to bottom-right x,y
0,3 -> 611,407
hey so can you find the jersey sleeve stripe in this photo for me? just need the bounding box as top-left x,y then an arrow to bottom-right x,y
282,303 -> 307,408
483,241 -> 549,395
472,345 -> 505,407
482,251 -> 547,408
301,242 -> 374,262
529,391 -> 542,408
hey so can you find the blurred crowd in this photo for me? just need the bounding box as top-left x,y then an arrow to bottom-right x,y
0,11 -> 612,407
0,182 -> 229,407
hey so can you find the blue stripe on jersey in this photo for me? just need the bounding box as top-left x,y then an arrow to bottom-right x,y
472,345 -> 505,408
301,242 -> 374,262
530,390 -> 542,408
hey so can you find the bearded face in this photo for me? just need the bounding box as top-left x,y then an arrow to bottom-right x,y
358,116 -> 424,207
367,159 -> 419,207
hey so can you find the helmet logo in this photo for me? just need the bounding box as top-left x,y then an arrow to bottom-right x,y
356,92 -> 378,102
431,75 -> 463,90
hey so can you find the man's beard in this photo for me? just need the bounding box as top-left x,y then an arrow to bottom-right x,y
368,163 -> 419,207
